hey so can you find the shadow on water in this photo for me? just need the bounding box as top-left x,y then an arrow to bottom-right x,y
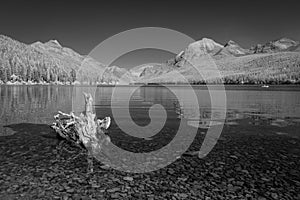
0,124 -> 59,175
0,123 -> 59,159
0,122 -> 89,178
2,123 -> 57,139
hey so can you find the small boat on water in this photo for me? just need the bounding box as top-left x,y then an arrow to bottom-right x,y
262,85 -> 269,88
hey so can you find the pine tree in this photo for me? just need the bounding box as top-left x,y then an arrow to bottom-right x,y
26,66 -> 32,81
19,64 -> 26,81
46,68 -> 50,82
0,64 -> 3,81
3,68 -> 8,82
6,64 -> 12,81
70,69 -> 76,82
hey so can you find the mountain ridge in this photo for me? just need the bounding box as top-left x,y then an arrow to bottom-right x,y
215,40 -> 249,56
251,37 -> 300,53
0,34 -> 299,85
131,37 -> 300,84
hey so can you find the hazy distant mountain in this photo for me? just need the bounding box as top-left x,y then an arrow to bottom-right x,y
251,38 -> 299,53
101,65 -> 132,84
294,45 -> 300,52
130,63 -> 161,77
130,63 -> 174,81
287,44 -> 300,52
215,40 -> 249,56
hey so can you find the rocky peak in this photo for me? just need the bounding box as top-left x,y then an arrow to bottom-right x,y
105,65 -> 127,73
252,37 -> 299,53
189,38 -> 223,51
184,38 -> 223,58
276,37 -> 297,43
215,40 -> 248,56
45,39 -> 62,48
272,37 -> 299,48
224,40 -> 238,47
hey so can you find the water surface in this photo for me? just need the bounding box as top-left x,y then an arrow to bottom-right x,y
1,85 -> 300,198
0,85 -> 299,138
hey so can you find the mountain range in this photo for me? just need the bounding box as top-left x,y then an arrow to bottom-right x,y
0,34 -> 300,85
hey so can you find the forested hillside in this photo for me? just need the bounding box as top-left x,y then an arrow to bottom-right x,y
0,35 -> 77,83
214,52 -> 300,84
0,35 -> 105,84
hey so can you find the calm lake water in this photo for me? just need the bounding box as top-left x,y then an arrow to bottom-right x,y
1,85 -> 300,199
0,85 -> 300,138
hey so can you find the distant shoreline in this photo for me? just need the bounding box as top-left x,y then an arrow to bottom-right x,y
1,82 -> 299,90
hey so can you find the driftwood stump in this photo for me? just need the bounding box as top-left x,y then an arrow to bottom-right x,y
51,93 -> 111,172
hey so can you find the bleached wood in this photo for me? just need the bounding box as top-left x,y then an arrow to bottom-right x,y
51,93 -> 111,172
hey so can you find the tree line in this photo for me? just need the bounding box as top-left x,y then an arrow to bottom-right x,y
0,36 -> 77,83
0,58 -> 76,83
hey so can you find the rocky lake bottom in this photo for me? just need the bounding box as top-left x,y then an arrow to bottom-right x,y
0,117 -> 299,200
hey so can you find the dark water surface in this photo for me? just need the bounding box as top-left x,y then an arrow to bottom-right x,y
1,85 -> 299,137
0,85 -> 299,199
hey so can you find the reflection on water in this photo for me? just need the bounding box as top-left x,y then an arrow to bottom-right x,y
224,90 -> 300,129
1,85 -> 300,137
0,86 -> 73,136
94,86 -> 300,131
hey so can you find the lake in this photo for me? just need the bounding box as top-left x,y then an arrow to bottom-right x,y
1,85 -> 300,138
1,85 -> 300,198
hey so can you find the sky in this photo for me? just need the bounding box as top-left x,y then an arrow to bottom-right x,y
1,0 -> 300,68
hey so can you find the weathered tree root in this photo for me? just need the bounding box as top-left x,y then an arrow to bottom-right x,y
51,93 -> 111,172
